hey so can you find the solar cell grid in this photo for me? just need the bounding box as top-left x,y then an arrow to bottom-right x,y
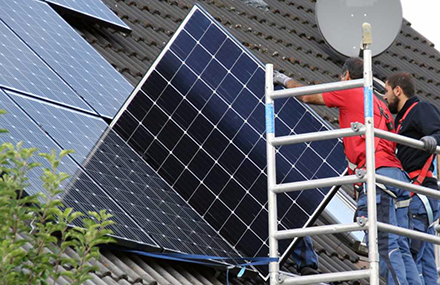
43,0 -> 131,32
113,4 -> 347,264
0,0 -> 133,118
0,89 -> 157,247
7,90 -> 239,258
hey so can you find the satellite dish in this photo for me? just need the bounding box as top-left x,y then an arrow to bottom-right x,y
315,0 -> 402,57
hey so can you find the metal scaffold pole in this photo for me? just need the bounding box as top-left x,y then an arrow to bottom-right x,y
362,23 -> 380,285
265,64 -> 280,285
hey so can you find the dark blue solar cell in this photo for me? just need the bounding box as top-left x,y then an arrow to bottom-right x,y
221,214 -> 247,246
248,104 -> 265,134
157,51 -> 183,81
310,138 -> 338,160
219,144 -> 245,174
296,148 -> 323,178
218,109 -> 244,140
128,125 -> 154,154
276,155 -> 294,184
159,155 -> 185,182
240,230 -> 263,256
113,111 -> 138,141
200,25 -> 226,55
252,209 -> 269,240
157,85 -> 183,115
141,71 -> 168,101
145,140 -> 169,169
219,180 -> 246,209
283,203 -> 309,229
174,100 -> 198,129
157,120 -> 184,150
204,164 -> 231,195
232,88 -> 258,119
186,45 -> 212,75
216,39 -> 243,69
185,9 -> 211,40
282,165 -> 306,184
189,185 -> 216,215
172,30 -> 197,60
201,60 -> 227,89
234,123 -> 259,154
142,106 -> 168,136
275,119 -> 292,137
247,69 -> 266,97
174,170 -> 200,200
296,189 -> 324,215
188,150 -> 214,180
202,95 -> 228,125
173,135 -> 199,165
202,129 -> 229,160
235,195 -> 262,224
217,74 -> 243,104
44,0 -> 130,31
234,159 -> 261,189
186,80 -> 212,109
204,199 -> 229,231
294,112 -> 322,134
188,115 -> 213,144
248,139 -> 267,169
171,65 -> 198,95
231,54 -> 258,84
127,91 -> 153,121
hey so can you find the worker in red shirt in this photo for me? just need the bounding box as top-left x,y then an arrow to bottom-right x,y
384,72 -> 440,285
274,57 -> 421,285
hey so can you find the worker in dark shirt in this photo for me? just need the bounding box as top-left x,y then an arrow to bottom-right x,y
384,72 -> 440,285
274,58 -> 421,285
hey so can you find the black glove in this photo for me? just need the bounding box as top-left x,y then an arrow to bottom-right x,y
421,136 -> 438,154
273,70 -> 292,87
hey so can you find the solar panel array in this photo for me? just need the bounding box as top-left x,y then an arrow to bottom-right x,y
113,4 -> 347,264
0,0 -> 133,118
0,1 -> 240,260
43,0 -> 131,32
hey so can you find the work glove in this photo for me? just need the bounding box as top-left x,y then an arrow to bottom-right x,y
421,136 -> 438,154
273,70 -> 292,87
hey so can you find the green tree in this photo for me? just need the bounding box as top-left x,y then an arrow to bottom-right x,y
0,112 -> 115,285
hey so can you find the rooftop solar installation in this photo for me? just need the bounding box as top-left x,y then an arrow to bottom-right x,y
6,89 -> 240,258
0,0 -> 133,118
0,89 -> 157,247
43,0 -> 131,33
112,4 -> 347,271
0,19 -> 92,113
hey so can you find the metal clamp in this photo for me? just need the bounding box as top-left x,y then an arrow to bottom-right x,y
355,168 -> 366,179
356,216 -> 368,227
351,122 -> 363,133
276,272 -> 286,284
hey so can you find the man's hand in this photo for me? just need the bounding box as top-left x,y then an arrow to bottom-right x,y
273,70 -> 292,87
421,136 -> 438,154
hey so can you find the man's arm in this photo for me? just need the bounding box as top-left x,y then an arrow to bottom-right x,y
274,71 -> 325,105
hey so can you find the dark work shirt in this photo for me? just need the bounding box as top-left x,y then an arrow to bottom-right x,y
394,96 -> 440,174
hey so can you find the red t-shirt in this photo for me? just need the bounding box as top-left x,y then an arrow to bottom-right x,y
322,87 -> 402,170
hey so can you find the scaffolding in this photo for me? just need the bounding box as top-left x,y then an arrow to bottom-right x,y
265,23 -> 440,285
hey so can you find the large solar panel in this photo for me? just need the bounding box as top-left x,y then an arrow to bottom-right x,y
112,4 -> 346,269
0,0 -> 133,119
0,19 -> 92,113
6,90 -> 240,258
0,89 -> 157,247
43,0 -> 131,32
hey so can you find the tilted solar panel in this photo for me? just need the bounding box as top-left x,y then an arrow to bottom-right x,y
0,19 -> 92,113
0,0 -> 133,118
43,0 -> 131,32
7,90 -> 240,258
0,89 -> 157,247
112,4 -> 347,270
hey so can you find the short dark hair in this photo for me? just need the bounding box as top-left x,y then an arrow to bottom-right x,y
386,72 -> 415,98
341,57 -> 363,79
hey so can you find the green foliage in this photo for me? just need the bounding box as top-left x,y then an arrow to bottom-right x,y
0,120 -> 116,285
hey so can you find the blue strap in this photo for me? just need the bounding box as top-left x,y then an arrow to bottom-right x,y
115,248 -> 278,285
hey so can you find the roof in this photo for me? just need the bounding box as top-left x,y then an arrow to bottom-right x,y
52,0 -> 440,283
